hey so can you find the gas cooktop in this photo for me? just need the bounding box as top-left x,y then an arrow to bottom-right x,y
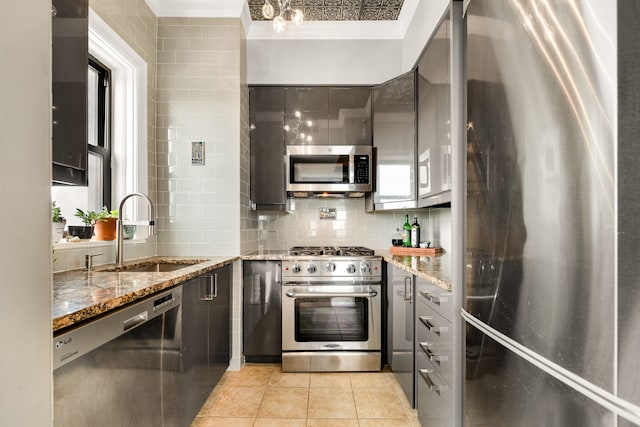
288,246 -> 375,257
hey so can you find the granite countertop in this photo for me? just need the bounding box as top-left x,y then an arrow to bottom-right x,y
377,251 -> 452,292
241,250 -> 452,292
53,256 -> 237,334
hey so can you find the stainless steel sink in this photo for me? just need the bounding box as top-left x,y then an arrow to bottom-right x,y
98,260 -> 204,273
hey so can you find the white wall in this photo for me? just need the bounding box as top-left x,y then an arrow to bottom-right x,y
247,38 -> 403,85
0,1 -> 52,425
402,0 -> 450,71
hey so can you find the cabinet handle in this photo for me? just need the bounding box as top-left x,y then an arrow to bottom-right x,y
213,273 -> 218,298
419,342 -> 448,363
200,276 -> 214,301
275,263 -> 281,284
418,316 -> 448,335
404,276 -> 412,302
419,368 -> 449,391
419,290 -> 449,305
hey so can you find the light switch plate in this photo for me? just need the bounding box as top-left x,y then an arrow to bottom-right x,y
191,141 -> 204,165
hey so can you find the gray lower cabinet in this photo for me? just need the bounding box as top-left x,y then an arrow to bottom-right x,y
243,260 -> 282,362
180,264 -> 231,426
386,263 -> 415,407
415,276 -> 453,426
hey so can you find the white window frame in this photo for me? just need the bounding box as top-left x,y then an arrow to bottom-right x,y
88,8 -> 148,214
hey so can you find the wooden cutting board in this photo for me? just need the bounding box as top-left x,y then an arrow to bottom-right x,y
389,246 -> 445,256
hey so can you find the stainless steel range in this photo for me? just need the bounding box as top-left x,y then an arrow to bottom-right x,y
281,246 -> 382,372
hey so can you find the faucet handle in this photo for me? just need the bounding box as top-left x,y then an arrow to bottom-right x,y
85,253 -> 103,271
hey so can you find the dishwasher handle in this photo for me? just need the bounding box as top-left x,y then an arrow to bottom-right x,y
123,310 -> 149,332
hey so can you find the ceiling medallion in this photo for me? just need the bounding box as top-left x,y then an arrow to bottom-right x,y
261,0 -> 304,33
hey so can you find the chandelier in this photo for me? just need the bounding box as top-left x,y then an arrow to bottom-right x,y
261,0 -> 304,33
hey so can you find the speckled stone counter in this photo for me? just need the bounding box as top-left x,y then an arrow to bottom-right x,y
377,251 -> 452,291
53,256 -> 238,334
241,250 -> 289,260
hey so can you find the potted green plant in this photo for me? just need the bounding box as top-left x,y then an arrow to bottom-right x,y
93,207 -> 119,241
51,201 -> 66,243
70,208 -> 97,239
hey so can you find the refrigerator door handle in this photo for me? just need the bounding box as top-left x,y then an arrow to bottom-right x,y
419,368 -> 449,391
404,276 -> 412,301
418,316 -> 448,335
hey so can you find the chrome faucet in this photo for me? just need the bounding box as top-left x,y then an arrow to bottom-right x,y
116,192 -> 155,267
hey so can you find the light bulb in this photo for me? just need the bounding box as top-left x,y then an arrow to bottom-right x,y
262,1 -> 274,19
291,9 -> 304,26
273,15 -> 286,33
306,135 -> 313,142
294,110 -> 301,118
283,125 -> 290,131
306,120 -> 313,127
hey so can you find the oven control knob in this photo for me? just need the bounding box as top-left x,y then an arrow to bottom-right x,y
346,264 -> 357,274
292,264 -> 301,273
361,263 -> 372,275
326,262 -> 336,272
307,264 -> 317,274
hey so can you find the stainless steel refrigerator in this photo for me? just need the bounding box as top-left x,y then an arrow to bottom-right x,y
464,1 -> 640,425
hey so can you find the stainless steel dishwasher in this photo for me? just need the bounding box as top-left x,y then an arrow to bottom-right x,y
53,287 -> 182,427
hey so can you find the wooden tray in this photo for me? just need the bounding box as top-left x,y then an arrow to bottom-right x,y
389,246 -> 444,256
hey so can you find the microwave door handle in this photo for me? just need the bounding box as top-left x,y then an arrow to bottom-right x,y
349,154 -> 355,183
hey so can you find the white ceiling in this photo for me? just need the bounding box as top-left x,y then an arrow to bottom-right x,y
143,0 -> 419,40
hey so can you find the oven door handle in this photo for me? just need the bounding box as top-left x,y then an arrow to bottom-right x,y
285,290 -> 378,298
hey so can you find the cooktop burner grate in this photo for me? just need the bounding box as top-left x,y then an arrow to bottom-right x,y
288,246 -> 375,257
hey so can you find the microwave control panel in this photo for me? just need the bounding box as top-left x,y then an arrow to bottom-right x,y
354,155 -> 370,184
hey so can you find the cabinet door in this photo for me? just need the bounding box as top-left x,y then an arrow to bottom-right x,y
387,264 -> 415,407
329,87 -> 372,145
209,264 -> 231,367
249,87 -> 286,208
372,72 -> 416,207
284,87 -> 329,145
417,12 -> 451,206
52,0 -> 88,185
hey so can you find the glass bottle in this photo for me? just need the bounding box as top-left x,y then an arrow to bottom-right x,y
402,214 -> 411,247
392,228 -> 403,247
411,215 -> 421,248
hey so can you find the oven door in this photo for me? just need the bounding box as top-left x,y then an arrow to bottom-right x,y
282,283 -> 382,351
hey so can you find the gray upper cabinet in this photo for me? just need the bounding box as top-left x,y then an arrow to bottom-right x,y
284,87 -> 329,145
367,72 -> 417,210
416,11 -> 451,207
329,87 -> 372,146
52,0 -> 88,185
284,87 -> 371,146
249,87 -> 287,210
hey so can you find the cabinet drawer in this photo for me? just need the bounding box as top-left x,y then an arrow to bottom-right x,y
415,278 -> 453,322
417,351 -> 453,423
416,301 -> 451,346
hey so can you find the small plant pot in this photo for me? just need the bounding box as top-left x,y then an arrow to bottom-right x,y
94,218 -> 117,241
52,221 -> 66,243
68,225 -> 94,239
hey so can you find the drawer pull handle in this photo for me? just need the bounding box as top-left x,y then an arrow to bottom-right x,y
419,316 -> 448,335
419,368 -> 449,391
419,342 -> 449,363
419,290 -> 450,305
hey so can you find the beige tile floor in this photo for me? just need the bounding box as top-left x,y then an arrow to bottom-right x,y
192,364 -> 420,427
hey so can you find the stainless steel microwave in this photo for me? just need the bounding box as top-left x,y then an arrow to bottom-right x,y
286,145 -> 372,195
